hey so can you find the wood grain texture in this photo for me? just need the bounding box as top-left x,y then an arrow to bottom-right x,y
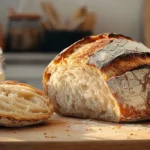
0,114 -> 150,150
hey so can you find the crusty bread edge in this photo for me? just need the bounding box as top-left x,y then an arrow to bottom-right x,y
0,117 -> 46,127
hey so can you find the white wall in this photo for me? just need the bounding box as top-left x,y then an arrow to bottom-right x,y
0,0 -> 143,41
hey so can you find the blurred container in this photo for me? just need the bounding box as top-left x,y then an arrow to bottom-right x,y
39,30 -> 92,52
0,48 -> 5,82
0,25 -> 5,81
0,24 -> 3,49
5,14 -> 41,52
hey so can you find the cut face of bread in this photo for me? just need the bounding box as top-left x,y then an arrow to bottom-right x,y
47,65 -> 120,122
43,33 -> 150,122
0,81 -> 53,127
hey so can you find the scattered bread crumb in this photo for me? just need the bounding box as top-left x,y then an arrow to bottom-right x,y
44,133 -> 47,135
116,125 -> 121,129
45,136 -> 50,138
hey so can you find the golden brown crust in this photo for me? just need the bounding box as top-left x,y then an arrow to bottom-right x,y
43,69 -> 51,94
53,34 -> 106,64
101,53 -> 150,80
53,33 -> 132,64
0,80 -> 53,122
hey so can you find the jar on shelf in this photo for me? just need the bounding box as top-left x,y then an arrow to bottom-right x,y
0,48 -> 5,82
5,14 -> 41,52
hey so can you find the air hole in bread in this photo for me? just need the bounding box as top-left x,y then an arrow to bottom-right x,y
0,87 -> 11,96
81,85 -> 88,91
17,91 -> 34,101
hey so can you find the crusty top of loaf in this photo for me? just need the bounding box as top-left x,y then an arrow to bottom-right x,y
43,33 -> 150,92
52,33 -> 132,64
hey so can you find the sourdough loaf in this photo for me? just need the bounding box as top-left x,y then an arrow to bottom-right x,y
0,81 -> 53,127
43,33 -> 150,122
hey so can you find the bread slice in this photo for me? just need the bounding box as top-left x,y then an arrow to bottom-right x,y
0,81 -> 53,127
43,33 -> 150,122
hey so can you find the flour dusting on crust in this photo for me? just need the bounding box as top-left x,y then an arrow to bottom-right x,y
88,39 -> 150,69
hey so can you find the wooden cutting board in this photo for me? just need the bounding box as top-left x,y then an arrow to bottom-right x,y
0,113 -> 150,150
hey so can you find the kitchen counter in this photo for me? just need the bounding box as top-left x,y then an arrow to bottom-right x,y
5,53 -> 58,64
0,113 -> 150,150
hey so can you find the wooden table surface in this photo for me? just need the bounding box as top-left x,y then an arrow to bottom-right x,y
0,113 -> 150,150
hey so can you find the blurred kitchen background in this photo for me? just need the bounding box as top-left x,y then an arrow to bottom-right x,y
0,0 -> 149,89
